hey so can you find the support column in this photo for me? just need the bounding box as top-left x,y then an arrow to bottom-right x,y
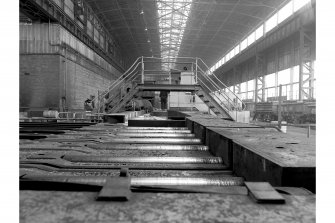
274,48 -> 279,98
289,67 -> 294,100
254,54 -> 265,103
299,28 -> 315,101
289,40 -> 295,100
195,57 -> 198,84
141,56 -> 144,84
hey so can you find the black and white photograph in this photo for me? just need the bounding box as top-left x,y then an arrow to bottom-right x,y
2,0 -> 333,222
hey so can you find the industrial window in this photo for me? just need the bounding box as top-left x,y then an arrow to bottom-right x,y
240,82 -> 247,92
226,54 -> 230,62
247,32 -> 255,46
241,38 -> 248,51
265,73 -> 276,87
247,91 -> 254,100
247,80 -> 254,91
221,58 -> 225,65
294,0 -> 311,12
234,86 -> 240,94
234,45 -> 240,55
229,49 -> 235,58
278,68 -> 291,85
265,13 -> 278,33
218,60 -> 222,67
293,65 -> 299,82
255,25 -> 264,40
278,1 -> 293,23
266,87 -> 276,98
292,83 -> 299,100
313,60 -> 316,80
280,85 -> 288,96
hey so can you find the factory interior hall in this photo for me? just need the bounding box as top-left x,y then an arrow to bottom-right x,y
3,0 -> 334,222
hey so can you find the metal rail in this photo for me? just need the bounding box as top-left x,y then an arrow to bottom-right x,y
93,56 -> 245,116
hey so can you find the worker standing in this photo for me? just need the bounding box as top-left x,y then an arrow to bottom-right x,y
84,95 -> 95,111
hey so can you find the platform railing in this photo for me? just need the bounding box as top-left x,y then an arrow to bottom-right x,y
93,56 -> 244,114
196,58 -> 245,111
93,57 -> 143,112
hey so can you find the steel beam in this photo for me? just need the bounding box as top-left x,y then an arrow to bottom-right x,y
298,28 -> 315,100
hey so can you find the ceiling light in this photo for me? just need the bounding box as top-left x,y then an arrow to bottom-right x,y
140,10 -> 144,15
145,27 -> 148,31
147,40 -> 151,43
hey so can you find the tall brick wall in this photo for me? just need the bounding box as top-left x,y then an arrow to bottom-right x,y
20,55 -> 61,110
20,53 -> 117,111
19,23 -> 121,112
61,55 -> 113,110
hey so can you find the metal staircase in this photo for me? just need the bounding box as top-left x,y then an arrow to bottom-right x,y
94,57 -> 245,120
108,85 -> 139,113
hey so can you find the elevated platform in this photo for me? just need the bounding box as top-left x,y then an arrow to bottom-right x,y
175,111 -> 316,192
137,84 -> 200,92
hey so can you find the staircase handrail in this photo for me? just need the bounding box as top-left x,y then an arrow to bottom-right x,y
106,67 -> 141,103
100,60 -> 141,100
196,61 -> 241,110
109,83 -> 139,113
197,58 -> 245,110
196,77 -> 231,112
92,57 -> 142,105
196,67 -> 235,108
196,66 -> 238,111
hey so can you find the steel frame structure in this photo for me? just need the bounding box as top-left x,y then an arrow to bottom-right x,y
299,27 -> 315,101
156,0 -> 192,70
254,53 -> 266,103
20,0 -> 125,72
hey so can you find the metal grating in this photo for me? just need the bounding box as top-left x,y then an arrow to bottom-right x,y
156,0 -> 193,70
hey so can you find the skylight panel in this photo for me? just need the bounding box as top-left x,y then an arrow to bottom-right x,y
278,1 -> 293,23
229,49 -> 235,58
255,25 -> 264,40
294,0 -> 311,12
247,31 -> 255,46
221,58 -> 225,65
241,38 -> 248,51
265,13 -> 278,33
157,0 -> 192,70
234,45 -> 240,55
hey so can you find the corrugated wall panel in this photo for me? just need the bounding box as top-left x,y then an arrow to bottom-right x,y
19,40 -> 60,54
64,0 -> 74,20
20,23 -> 122,76
51,0 -> 62,8
93,28 -> 100,44
87,21 -> 93,38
